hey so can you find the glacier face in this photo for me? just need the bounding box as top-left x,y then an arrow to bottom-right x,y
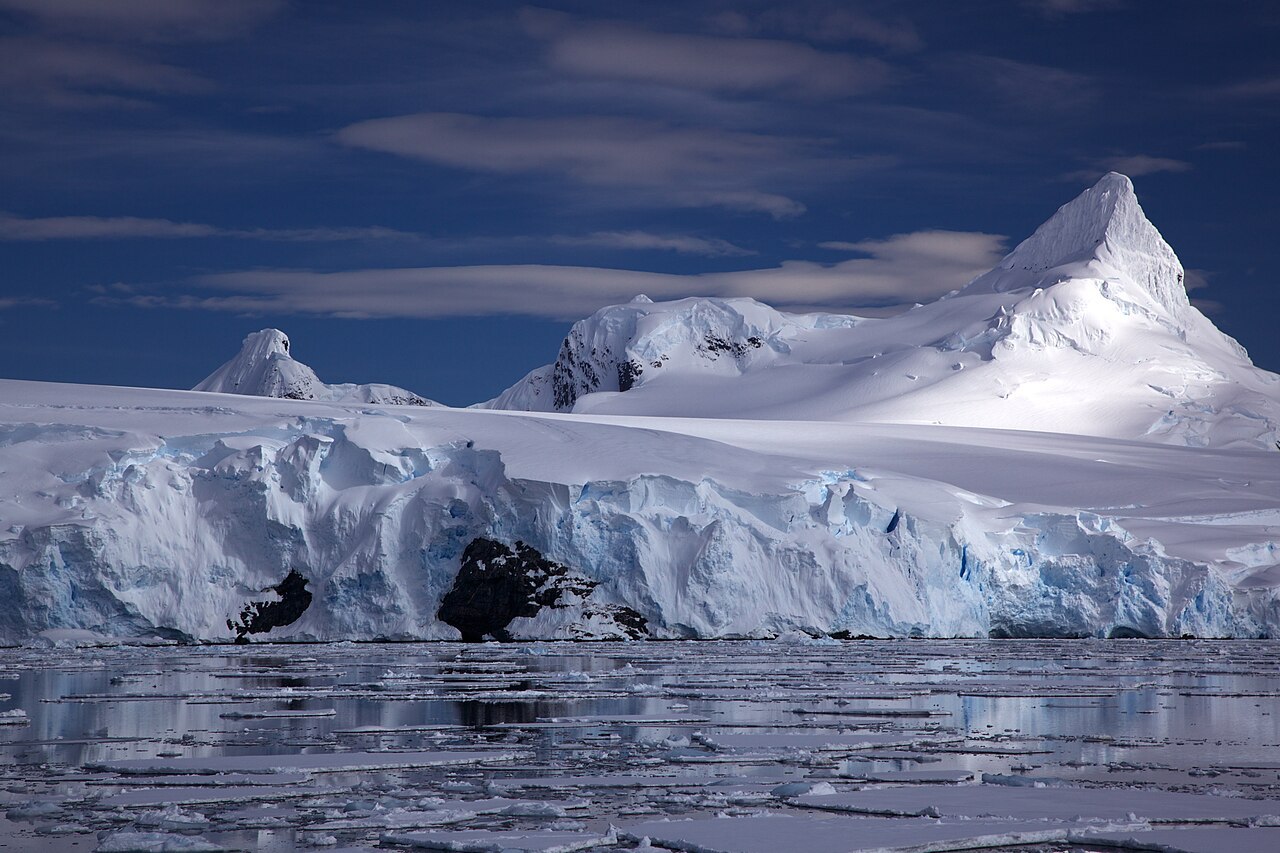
1,380 -> 1279,643
195,329 -> 437,407
4,173 -> 1280,643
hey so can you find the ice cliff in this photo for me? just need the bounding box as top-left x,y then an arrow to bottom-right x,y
2,174 -> 1280,643
195,329 -> 436,407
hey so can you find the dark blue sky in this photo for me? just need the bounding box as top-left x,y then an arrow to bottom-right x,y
1,0 -> 1277,405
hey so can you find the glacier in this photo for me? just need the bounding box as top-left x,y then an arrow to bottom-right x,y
2,172 -> 1280,642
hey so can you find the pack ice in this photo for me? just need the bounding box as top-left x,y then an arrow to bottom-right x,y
2,173 -> 1279,642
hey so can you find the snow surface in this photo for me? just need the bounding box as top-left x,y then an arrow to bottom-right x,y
484,175 -> 1279,452
194,328 -> 436,407
2,173 -> 1280,641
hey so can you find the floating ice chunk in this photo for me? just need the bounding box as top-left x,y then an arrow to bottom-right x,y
841,769 -> 974,784
379,828 -> 614,852
90,750 -> 527,776
621,814 -> 1078,853
0,708 -> 28,725
795,786 -> 1280,823
771,781 -> 838,797
1073,826 -> 1280,853
95,831 -> 228,852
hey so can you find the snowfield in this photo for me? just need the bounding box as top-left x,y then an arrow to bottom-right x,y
2,173 -> 1279,642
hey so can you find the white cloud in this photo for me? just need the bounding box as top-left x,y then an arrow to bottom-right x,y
522,10 -> 890,99
336,112 -> 842,217
0,212 -> 417,242
105,230 -> 1007,320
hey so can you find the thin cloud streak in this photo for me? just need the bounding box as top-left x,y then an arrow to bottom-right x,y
336,112 -> 850,217
941,54 -> 1097,113
0,0 -> 284,42
708,6 -> 922,52
103,230 -> 1007,320
523,10 -> 891,99
0,213 -> 419,242
0,36 -> 211,109
1025,0 -> 1124,16
1062,154 -> 1191,182
548,231 -> 755,257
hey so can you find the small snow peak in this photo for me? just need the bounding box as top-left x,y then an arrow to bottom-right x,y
631,294 -> 654,304
973,171 -> 1187,316
1093,171 -> 1135,196
244,328 -> 290,357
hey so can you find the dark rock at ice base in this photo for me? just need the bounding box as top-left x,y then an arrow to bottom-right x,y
228,569 -> 313,643
438,538 -> 647,642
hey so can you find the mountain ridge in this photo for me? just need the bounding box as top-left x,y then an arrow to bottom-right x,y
481,173 -> 1278,450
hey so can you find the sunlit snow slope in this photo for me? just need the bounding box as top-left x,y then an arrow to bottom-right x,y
2,173 -> 1279,642
488,174 -> 1280,450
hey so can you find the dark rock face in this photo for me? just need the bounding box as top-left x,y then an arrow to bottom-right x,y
617,359 -> 644,393
698,334 -> 763,360
552,330 -> 607,410
228,569 -> 313,643
438,538 -> 647,641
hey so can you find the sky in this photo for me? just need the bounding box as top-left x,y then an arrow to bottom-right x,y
1,0 -> 1277,406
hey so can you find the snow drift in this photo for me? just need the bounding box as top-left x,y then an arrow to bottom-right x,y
2,173 -> 1280,642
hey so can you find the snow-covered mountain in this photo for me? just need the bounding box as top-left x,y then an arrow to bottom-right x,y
486,174 -> 1280,450
195,328 -> 436,407
2,173 -> 1279,643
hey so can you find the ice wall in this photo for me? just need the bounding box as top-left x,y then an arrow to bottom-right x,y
1,385 -> 1274,643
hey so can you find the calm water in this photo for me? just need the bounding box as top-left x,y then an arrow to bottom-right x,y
1,639 -> 1278,851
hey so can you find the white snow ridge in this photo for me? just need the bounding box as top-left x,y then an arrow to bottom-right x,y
3,173 -> 1280,642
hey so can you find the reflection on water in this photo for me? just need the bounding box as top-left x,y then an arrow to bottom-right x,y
0,640 -> 1278,851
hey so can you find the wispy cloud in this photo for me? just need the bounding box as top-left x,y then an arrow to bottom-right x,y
0,296 -> 56,310
522,9 -> 891,99
1209,76 -> 1280,100
0,0 -> 283,42
1024,0 -> 1123,17
940,54 -> 1097,112
548,231 -> 755,257
0,36 -> 211,109
1101,155 -> 1192,176
100,229 -> 1007,320
336,112 -> 865,217
0,212 -> 418,242
1063,154 -> 1192,182
708,5 -> 922,52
